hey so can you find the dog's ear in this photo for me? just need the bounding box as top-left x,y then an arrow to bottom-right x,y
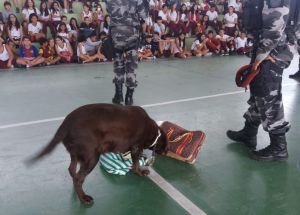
155,128 -> 169,154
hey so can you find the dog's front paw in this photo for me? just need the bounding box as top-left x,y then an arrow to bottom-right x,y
81,195 -> 94,205
141,169 -> 150,176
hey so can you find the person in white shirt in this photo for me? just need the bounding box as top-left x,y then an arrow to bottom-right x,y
7,14 -> 23,48
142,15 -> 153,35
28,13 -> 45,42
0,36 -> 14,69
168,2 -> 179,35
235,31 -> 252,55
191,33 -> 211,57
206,5 -> 222,33
39,0 -> 56,37
153,16 -> 166,37
22,0 -> 41,33
224,6 -> 238,36
216,29 -> 235,55
158,4 -> 169,25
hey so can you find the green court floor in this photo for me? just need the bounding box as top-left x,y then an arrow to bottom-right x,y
0,56 -> 299,215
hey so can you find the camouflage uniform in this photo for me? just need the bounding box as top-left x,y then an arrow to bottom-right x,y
244,0 -> 293,135
227,0 -> 300,160
106,0 -> 148,89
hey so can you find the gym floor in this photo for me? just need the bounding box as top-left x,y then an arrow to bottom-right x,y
0,55 -> 299,215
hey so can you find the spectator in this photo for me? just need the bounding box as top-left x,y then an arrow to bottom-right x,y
39,37 -> 60,65
28,13 -> 45,42
7,14 -> 23,48
153,16 -> 166,37
103,15 -> 111,35
159,34 -> 174,58
93,4 -> 105,35
0,36 -> 14,69
51,1 -> 63,28
235,31 -> 252,55
55,35 -> 73,63
150,31 -> 161,57
84,32 -> 101,55
3,1 -> 16,23
174,32 -> 191,58
80,17 -> 95,39
216,29 -> 235,55
188,4 -> 201,36
8,0 -> 21,13
191,33 -> 211,57
99,31 -> 113,61
70,18 -> 80,40
17,36 -> 45,67
206,30 -> 221,54
77,38 -> 106,63
158,4 -> 169,25
22,0 -> 41,33
142,15 -> 154,35
178,4 -> 191,36
138,35 -> 154,60
224,6 -> 238,36
149,0 -> 161,21
168,2 -> 180,36
57,23 -> 72,42
81,3 -> 93,23
200,15 -> 209,33
40,0 -> 55,37
206,5 -> 222,33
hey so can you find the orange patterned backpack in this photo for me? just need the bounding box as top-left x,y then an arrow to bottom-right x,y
160,121 -> 206,164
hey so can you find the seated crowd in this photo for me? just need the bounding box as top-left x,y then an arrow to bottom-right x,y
0,0 -> 253,69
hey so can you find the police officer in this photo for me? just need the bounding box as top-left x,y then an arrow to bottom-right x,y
227,0 -> 300,161
106,0 -> 148,105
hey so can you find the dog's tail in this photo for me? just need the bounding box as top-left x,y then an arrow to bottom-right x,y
25,122 -> 68,166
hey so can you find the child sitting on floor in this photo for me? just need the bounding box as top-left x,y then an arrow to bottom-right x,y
0,35 -> 15,69
174,32 -> 191,59
216,29 -> 235,55
235,31 -> 252,55
17,36 -> 45,68
138,34 -> 154,60
191,33 -> 211,57
77,37 -> 106,63
28,13 -> 45,42
39,37 -> 60,65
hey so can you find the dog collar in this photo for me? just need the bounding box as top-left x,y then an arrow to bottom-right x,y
149,129 -> 161,148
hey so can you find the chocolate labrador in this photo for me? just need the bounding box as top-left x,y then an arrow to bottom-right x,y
28,104 -> 168,205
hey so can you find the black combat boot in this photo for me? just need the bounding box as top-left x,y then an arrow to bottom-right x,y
226,122 -> 259,148
125,87 -> 134,106
249,133 -> 288,161
112,83 -> 124,105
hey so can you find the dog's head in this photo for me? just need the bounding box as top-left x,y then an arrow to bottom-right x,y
153,128 -> 168,155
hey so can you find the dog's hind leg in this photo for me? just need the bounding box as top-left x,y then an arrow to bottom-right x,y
68,154 -> 78,178
131,146 -> 150,176
73,154 -> 99,205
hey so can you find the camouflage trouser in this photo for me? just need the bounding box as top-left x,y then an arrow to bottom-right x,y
243,61 -> 291,134
243,92 -> 290,135
111,26 -> 140,89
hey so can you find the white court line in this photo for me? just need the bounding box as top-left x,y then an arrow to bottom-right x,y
148,167 -> 206,215
0,82 -> 299,130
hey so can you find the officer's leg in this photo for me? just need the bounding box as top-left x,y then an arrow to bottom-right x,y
227,95 -> 261,148
112,51 -> 125,104
250,89 -> 290,161
124,49 -> 138,106
289,54 -> 300,78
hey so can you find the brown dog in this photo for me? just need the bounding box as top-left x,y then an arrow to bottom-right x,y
28,104 -> 168,205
